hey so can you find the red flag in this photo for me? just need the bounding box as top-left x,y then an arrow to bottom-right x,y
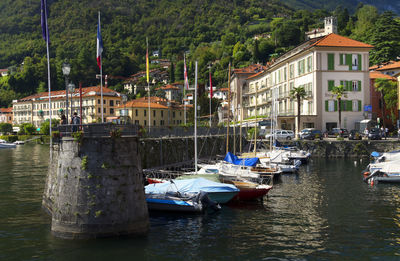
209,70 -> 213,98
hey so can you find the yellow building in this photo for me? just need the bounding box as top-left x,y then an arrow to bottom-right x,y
13,86 -> 121,126
116,97 -> 184,127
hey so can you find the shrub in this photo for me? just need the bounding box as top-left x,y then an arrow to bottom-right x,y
0,123 -> 12,134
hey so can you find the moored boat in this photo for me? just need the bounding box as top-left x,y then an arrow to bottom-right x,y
0,139 -> 16,149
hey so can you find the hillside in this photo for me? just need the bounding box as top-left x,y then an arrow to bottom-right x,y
282,0 -> 400,14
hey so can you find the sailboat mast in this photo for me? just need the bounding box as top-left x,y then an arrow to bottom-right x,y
239,85 -> 243,154
226,63 -> 231,154
254,78 -> 258,155
194,61 -> 198,174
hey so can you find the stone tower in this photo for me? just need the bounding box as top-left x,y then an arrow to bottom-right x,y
324,16 -> 338,35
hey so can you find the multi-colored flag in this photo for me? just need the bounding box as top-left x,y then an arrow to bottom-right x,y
184,54 -> 189,90
96,12 -> 103,70
41,0 -> 49,43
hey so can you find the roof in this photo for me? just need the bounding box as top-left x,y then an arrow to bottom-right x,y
0,107 -> 12,113
156,84 -> 180,90
369,71 -> 397,80
0,69 -> 8,72
246,70 -> 265,80
311,33 -> 374,48
219,88 -> 229,92
376,61 -> 400,71
19,86 -> 120,102
233,64 -> 265,74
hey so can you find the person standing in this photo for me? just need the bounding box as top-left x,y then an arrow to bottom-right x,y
71,112 -> 81,132
61,114 -> 67,125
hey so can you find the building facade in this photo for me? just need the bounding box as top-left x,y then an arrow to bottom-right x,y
13,86 -> 121,126
238,33 -> 373,132
0,107 -> 13,124
116,97 -> 184,127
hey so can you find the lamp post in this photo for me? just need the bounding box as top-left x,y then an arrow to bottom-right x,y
68,83 -> 75,122
122,94 -> 128,124
62,62 -> 71,123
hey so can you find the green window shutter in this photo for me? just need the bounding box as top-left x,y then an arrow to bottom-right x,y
358,80 -> 361,91
347,100 -> 352,111
358,54 -> 362,70
345,81 -> 350,91
346,54 -> 352,71
340,80 -> 345,87
339,54 -> 343,65
340,100 -> 345,111
328,80 -> 334,91
334,100 -> 338,111
325,100 -> 329,112
328,53 -> 334,70
358,100 -> 362,111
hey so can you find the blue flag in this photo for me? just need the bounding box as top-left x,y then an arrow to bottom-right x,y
41,0 -> 49,43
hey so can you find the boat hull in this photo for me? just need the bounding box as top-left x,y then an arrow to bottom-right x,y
207,191 -> 238,204
146,196 -> 204,213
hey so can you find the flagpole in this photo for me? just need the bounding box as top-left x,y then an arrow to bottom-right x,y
146,37 -> 151,133
42,0 -> 52,156
194,61 -> 198,175
208,64 -> 212,127
183,53 -> 187,125
99,11 -> 104,123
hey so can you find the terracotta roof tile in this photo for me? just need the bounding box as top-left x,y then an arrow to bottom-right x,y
369,71 -> 397,80
19,86 -> 119,101
0,107 -> 12,113
233,64 -> 265,74
311,33 -> 373,48
376,61 -> 400,71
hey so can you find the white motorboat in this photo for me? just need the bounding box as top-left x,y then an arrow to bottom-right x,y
0,139 -> 16,148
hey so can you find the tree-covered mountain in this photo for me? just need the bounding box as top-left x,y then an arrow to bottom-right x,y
0,0 -> 399,108
281,0 -> 400,14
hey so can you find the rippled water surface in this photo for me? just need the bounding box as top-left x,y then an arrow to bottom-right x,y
1,144 -> 400,260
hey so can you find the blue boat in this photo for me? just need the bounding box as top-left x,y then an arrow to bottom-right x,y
145,178 -> 239,205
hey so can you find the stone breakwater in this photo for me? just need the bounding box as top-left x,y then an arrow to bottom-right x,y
43,136 -> 149,239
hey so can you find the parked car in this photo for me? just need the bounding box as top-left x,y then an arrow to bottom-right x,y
265,129 -> 295,140
368,127 -> 382,140
327,128 -> 349,138
348,129 -> 362,140
299,128 -> 323,140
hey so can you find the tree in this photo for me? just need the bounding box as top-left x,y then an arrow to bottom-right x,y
0,123 -> 12,134
290,86 -> 306,139
351,5 -> 378,42
40,119 -> 60,135
169,62 -> 175,83
331,85 -> 346,128
19,123 -> 36,135
374,78 -> 397,128
369,12 -> 400,65
155,88 -> 166,99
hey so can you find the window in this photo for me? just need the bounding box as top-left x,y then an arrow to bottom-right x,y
110,108 -> 114,114
104,108 -> 106,113
98,99 -> 100,104
297,59 -> 305,75
352,100 -> 361,111
339,54 -> 345,65
153,120 -> 156,126
103,99 -> 106,104
135,109 -> 138,116
306,56 -> 312,72
327,53 -> 334,70
161,111 -> 164,117
135,120 -> 139,125
144,120 -> 146,126
173,112 -> 175,118
283,67 -> 287,81
110,100 -> 114,106
144,110 -> 146,117
153,110 -> 156,117
352,81 -> 358,91
327,100 -> 335,112
289,64 -> 294,79
98,108 -> 100,113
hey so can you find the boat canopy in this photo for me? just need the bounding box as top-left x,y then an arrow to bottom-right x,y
145,178 -> 239,194
224,152 -> 260,167
371,151 -> 380,157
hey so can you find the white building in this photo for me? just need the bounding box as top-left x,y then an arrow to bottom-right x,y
239,33 -> 373,132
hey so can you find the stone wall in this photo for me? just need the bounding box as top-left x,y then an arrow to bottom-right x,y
42,136 -> 149,239
292,140 -> 400,158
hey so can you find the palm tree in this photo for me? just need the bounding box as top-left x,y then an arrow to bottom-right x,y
331,84 -> 346,128
290,86 -> 306,139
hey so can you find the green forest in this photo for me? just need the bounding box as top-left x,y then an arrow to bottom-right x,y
0,0 -> 399,108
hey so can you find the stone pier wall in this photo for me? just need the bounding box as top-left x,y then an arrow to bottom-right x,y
290,139 -> 400,158
42,136 -> 149,239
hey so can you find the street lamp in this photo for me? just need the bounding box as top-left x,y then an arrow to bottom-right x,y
68,83 -> 75,121
122,94 -> 128,124
62,62 -> 71,123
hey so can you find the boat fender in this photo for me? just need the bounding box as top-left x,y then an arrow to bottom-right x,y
363,171 -> 370,177
198,191 -> 221,211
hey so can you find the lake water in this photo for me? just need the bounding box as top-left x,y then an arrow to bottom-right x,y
1,144 -> 400,260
